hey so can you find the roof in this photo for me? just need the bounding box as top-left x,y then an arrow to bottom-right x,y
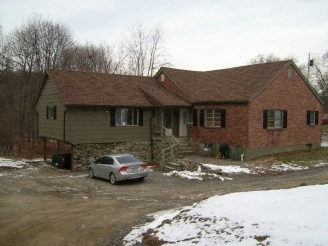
36,69 -> 190,107
159,60 -> 321,103
34,60 -> 323,108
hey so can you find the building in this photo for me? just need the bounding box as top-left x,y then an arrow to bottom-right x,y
33,60 -> 323,169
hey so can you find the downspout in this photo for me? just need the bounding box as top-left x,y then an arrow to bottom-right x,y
63,108 -> 67,142
63,108 -> 73,170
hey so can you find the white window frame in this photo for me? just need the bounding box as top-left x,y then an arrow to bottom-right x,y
205,109 -> 221,127
46,106 -> 57,120
115,108 -> 139,126
267,110 -> 283,129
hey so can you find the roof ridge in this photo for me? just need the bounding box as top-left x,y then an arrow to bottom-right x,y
205,60 -> 292,73
46,69 -> 154,80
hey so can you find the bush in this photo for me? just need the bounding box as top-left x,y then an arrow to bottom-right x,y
229,145 -> 244,161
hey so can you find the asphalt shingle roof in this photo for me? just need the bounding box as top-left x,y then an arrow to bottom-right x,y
160,60 -> 292,103
45,69 -> 190,107
38,60 -> 321,108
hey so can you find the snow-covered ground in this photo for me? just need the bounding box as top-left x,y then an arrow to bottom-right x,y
124,184 -> 328,245
163,161 -> 328,181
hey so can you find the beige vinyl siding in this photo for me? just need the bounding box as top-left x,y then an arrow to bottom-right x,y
65,107 -> 151,144
36,78 -> 66,140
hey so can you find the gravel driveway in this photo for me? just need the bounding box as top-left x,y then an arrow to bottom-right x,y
0,158 -> 328,245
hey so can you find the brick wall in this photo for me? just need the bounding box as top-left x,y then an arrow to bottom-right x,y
157,72 -> 190,101
188,103 -> 249,146
187,65 -> 322,159
248,65 -> 322,148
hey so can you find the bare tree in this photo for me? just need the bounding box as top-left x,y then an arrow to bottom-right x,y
249,54 -> 282,64
308,52 -> 328,108
123,23 -> 170,76
38,18 -> 75,70
249,53 -> 299,65
2,14 -> 75,144
63,42 -> 126,73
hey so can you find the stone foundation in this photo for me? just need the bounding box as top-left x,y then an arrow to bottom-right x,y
151,137 -> 173,166
72,141 -> 151,170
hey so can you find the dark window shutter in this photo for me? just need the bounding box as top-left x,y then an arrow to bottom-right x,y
306,111 -> 311,125
315,111 -> 319,125
221,109 -> 226,128
263,110 -> 268,129
283,110 -> 287,128
46,106 -> 49,119
200,109 -> 204,127
110,108 -> 116,127
193,109 -> 197,126
138,108 -> 143,126
54,106 -> 57,120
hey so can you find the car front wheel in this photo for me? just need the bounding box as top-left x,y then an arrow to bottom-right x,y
109,173 -> 117,185
88,168 -> 94,178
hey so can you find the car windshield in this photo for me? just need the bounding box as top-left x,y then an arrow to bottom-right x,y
115,155 -> 140,164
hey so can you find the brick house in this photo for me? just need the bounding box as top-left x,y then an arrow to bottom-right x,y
155,60 -> 323,160
34,60 -> 323,169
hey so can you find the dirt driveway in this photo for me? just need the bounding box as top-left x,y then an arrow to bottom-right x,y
0,158 -> 328,246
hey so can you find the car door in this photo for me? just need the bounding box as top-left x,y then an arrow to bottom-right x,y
102,157 -> 114,179
93,157 -> 103,177
97,157 -> 110,179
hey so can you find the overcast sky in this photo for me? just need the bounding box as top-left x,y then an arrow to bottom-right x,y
1,0 -> 327,70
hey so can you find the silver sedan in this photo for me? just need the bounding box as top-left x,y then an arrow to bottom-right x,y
88,154 -> 149,184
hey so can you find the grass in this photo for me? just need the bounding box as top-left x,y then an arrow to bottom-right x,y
251,147 -> 328,165
322,124 -> 328,134
251,126 -> 328,165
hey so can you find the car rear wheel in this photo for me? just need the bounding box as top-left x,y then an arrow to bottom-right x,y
109,173 -> 117,185
88,168 -> 94,178
138,177 -> 145,182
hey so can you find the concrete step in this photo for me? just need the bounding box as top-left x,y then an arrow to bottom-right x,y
163,165 -> 176,172
166,161 -> 183,171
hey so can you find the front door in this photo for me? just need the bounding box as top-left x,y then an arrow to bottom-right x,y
179,109 -> 188,137
164,108 -> 179,137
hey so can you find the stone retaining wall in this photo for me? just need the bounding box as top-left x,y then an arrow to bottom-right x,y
72,141 -> 151,170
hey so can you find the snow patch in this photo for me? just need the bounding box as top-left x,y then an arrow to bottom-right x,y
124,185 -> 328,245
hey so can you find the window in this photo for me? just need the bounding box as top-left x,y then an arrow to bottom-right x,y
205,109 -> 221,127
187,109 -> 194,124
160,74 -> 165,82
46,106 -> 57,120
110,108 -> 143,127
200,109 -> 226,128
96,157 -> 114,164
263,109 -> 287,129
307,110 -> 319,126
116,155 -> 139,164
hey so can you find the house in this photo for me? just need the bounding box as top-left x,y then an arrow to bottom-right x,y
33,60 -> 323,169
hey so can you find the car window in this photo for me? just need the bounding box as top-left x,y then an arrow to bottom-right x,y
103,157 -> 114,165
95,157 -> 102,164
116,155 -> 139,164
